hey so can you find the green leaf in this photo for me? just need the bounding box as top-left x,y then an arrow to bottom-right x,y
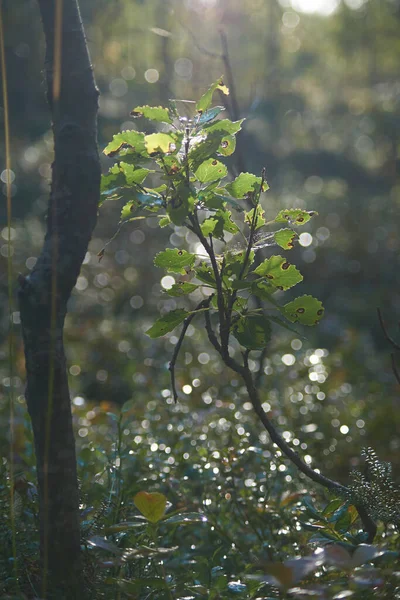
203,191 -> 244,213
133,491 -> 167,523
167,183 -> 195,225
146,309 -> 189,338
130,105 -> 172,124
251,279 -> 275,300
195,263 -> 216,286
225,250 -> 255,278
154,248 -> 196,274
226,172 -> 269,199
189,133 -> 225,171
197,106 -> 225,125
254,255 -> 303,290
103,130 -> 146,157
120,191 -> 164,220
145,132 -> 178,155
195,158 -> 228,183
233,315 -> 271,350
159,215 -> 171,227
119,162 -> 153,185
201,217 -> 219,236
217,134 -> 236,157
218,209 -> 239,234
274,228 -> 297,250
245,205 -> 265,230
274,209 -> 317,226
203,118 -> 244,135
283,295 -> 324,326
196,77 -> 229,113
165,282 -> 198,297
322,499 -> 346,518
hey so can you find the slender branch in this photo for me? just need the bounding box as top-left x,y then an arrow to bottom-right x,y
204,303 -> 377,541
377,308 -> 400,351
189,215 -> 229,355
169,299 -> 210,402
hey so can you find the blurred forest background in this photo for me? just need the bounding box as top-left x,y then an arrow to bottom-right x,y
1,0 -> 400,487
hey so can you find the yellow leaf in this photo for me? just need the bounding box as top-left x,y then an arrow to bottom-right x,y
145,133 -> 176,155
134,491 -> 167,523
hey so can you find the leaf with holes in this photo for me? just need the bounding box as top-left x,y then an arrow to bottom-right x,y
283,295 -> 324,326
130,105 -> 172,124
195,158 -> 228,184
217,134 -> 236,157
254,256 -> 303,290
274,228 -> 297,250
275,209 -> 317,226
154,248 -> 196,274
146,310 -> 189,338
133,491 -> 167,523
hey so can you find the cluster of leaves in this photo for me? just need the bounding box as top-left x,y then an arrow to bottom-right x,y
101,78 -> 324,360
348,447 -> 400,528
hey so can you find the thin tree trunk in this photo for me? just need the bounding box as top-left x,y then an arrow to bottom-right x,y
18,0 -> 100,595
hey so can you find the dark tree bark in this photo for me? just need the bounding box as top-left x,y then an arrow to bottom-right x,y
18,0 -> 100,596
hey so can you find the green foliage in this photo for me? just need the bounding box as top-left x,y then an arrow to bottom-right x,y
348,448 -> 400,527
101,78 -> 323,351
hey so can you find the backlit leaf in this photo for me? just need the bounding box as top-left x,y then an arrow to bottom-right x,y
274,228 -> 297,249
165,282 -> 198,297
283,295 -> 324,326
133,491 -> 167,523
217,134 -> 236,156
203,118 -> 244,135
103,130 -> 146,157
195,263 -> 216,286
226,172 -> 268,199
130,105 -> 172,124
274,208 -> 317,226
146,309 -> 189,338
145,132 -> 178,155
245,205 -> 265,230
201,217 -> 219,236
254,255 -> 303,290
154,248 -> 196,274
196,77 -> 229,113
195,158 -> 228,183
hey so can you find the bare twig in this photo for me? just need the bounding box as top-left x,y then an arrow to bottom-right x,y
169,299 -> 210,402
377,308 -> 400,351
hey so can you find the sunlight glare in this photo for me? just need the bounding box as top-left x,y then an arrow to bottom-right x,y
291,0 -> 340,15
